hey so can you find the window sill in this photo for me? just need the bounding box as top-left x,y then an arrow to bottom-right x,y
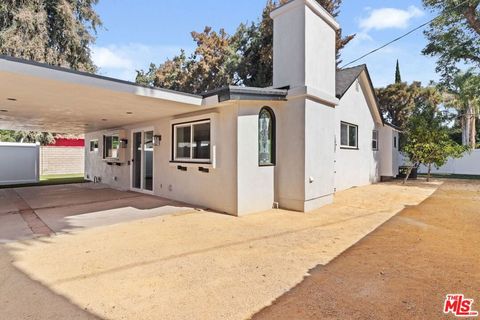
103,158 -> 124,163
340,147 -> 359,150
259,164 -> 276,167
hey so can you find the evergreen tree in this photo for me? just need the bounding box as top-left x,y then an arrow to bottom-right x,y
0,0 -> 102,72
395,60 -> 402,83
152,27 -> 239,94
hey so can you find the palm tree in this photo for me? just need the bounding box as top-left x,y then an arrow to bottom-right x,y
443,70 -> 480,149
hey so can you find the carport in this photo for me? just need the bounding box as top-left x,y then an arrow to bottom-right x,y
0,54 -> 205,133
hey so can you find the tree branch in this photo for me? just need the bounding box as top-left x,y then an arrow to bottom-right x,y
464,3 -> 480,36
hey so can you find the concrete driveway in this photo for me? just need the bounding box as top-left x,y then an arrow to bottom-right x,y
0,183 -> 195,243
0,181 -> 440,320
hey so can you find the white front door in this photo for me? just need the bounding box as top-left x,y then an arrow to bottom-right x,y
131,129 -> 154,193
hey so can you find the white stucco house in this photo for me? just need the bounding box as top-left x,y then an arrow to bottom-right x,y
0,0 -> 400,215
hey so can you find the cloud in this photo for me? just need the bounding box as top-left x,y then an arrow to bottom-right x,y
91,43 -> 188,81
92,47 -> 134,70
359,6 -> 424,31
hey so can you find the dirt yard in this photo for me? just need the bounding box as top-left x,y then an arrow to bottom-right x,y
252,179 -> 480,320
0,181 -> 438,320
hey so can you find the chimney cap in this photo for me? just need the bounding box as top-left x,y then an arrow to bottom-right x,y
270,0 -> 340,31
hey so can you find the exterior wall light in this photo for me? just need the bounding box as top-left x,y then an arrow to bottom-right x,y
154,135 -> 162,146
120,139 -> 128,148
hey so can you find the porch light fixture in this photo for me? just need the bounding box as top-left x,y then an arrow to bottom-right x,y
153,135 -> 162,146
120,139 -> 128,148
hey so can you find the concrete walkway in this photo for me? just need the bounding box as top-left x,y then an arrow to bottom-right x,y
0,183 -> 196,243
0,181 -> 439,320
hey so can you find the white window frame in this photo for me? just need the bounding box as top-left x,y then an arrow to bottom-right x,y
372,130 -> 379,151
340,122 -> 358,149
172,119 -> 212,163
89,139 -> 98,152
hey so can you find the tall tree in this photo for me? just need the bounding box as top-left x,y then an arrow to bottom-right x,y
443,69 -> 480,148
152,27 -> 239,94
0,0 -> 102,72
138,0 -> 353,91
395,60 -> 402,83
376,82 -> 421,128
422,0 -> 480,85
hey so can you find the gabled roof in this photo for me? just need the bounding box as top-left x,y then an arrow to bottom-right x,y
336,64 -> 385,125
336,65 -> 367,99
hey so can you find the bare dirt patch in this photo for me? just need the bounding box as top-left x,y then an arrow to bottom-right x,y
1,181 -> 438,320
252,179 -> 480,320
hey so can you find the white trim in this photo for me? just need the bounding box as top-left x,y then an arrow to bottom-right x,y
287,86 -> 339,107
172,120 -> 212,163
340,122 -> 358,148
170,113 -> 218,168
0,142 -> 39,147
270,0 -> 340,31
0,57 -> 203,106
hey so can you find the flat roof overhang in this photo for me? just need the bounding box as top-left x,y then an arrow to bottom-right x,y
0,55 -> 205,133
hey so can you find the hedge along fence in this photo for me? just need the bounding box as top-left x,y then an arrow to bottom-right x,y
0,142 -> 40,185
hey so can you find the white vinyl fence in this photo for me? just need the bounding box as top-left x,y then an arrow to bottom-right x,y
0,142 -> 40,185
417,149 -> 480,175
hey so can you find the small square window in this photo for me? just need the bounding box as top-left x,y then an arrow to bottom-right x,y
89,140 -> 98,152
340,122 -> 358,149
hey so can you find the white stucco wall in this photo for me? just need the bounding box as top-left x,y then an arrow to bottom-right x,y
236,103 -> 276,214
272,2 -> 305,90
304,99 -> 336,210
272,0 -> 336,99
304,4 -> 336,96
379,126 -> 392,177
274,98 -> 307,211
334,80 -> 380,191
85,103 -> 283,216
379,125 -> 400,178
0,142 -> 39,185
85,106 -> 238,215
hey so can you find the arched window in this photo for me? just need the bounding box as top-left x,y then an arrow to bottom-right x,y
258,107 -> 276,166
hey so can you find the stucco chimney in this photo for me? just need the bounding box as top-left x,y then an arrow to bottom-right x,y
271,0 -> 339,98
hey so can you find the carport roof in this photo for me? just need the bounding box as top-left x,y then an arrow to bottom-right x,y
0,55 -> 207,133
0,55 -> 292,134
